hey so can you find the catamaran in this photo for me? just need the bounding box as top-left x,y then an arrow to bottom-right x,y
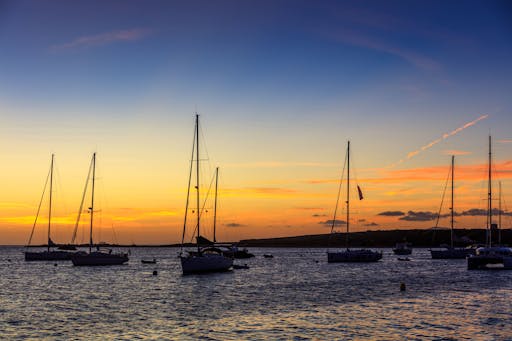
179,114 -> 233,274
24,154 -> 76,261
71,153 -> 129,266
468,136 -> 512,270
327,141 -> 382,263
430,155 -> 475,259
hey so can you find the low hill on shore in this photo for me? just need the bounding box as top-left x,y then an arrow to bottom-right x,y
238,228 -> 511,248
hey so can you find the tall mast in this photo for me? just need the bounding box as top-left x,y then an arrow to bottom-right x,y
499,181 -> 502,245
450,155 -> 454,249
487,135 -> 492,247
195,114 -> 200,252
89,153 -> 96,253
346,140 -> 350,249
213,167 -> 219,243
47,154 -> 54,252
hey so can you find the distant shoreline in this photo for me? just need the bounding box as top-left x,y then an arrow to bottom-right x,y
8,228 -> 511,248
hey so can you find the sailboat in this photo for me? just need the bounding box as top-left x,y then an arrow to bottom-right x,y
430,155 -> 474,259
25,154 -> 76,261
71,153 -> 129,266
468,136 -> 512,270
179,114 -> 233,274
327,141 -> 382,263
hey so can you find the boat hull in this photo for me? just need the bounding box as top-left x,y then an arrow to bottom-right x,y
467,255 -> 512,270
393,248 -> 412,255
180,253 -> 233,274
430,248 -> 472,259
24,250 -> 75,261
467,247 -> 512,270
71,251 -> 129,266
327,249 -> 382,263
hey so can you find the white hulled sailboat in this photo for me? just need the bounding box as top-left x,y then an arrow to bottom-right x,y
179,114 -> 233,274
467,136 -> 512,270
430,155 -> 475,259
71,153 -> 129,266
327,141 -> 382,263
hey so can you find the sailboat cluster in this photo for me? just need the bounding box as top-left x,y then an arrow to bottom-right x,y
24,153 -> 128,266
21,115 -> 512,273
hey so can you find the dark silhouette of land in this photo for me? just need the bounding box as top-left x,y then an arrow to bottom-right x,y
22,228 -> 511,248
237,228 -> 511,248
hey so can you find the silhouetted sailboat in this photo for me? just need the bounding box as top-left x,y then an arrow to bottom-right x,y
25,154 -> 76,261
430,155 -> 474,259
179,114 -> 233,274
327,141 -> 382,263
393,242 -> 412,255
468,136 -> 512,270
71,153 -> 129,266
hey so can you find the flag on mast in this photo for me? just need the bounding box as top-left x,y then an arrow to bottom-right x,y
357,185 -> 364,200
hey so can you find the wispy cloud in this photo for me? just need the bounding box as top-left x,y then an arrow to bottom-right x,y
392,114 -> 489,166
224,162 -> 338,169
399,211 -> 437,221
222,187 -> 299,199
331,29 -> 440,71
50,28 -> 153,51
378,211 -> 405,217
442,150 -> 472,156
225,222 -> 247,228
305,159 -> 512,189
498,139 -> 512,144
365,222 -> 379,227
319,219 -> 346,226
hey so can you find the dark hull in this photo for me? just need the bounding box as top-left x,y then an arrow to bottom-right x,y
71,252 -> 129,266
393,248 -> 412,255
431,248 -> 474,259
467,255 -> 512,270
24,251 -> 75,261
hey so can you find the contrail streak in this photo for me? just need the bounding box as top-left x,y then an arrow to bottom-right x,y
393,114 -> 488,167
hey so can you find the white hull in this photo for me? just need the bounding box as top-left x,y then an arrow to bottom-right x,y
180,253 -> 233,274
71,251 -> 129,266
327,249 -> 382,263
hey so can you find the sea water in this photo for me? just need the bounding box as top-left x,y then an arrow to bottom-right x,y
1,247 -> 511,340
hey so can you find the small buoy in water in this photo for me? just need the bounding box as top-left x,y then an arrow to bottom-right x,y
315,260 -> 319,263
7,259 -> 11,262
153,270 -> 158,276
400,283 -> 406,291
54,263 -> 58,267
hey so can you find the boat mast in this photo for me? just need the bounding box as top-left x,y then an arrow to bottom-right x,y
450,155 -> 454,249
47,154 -> 54,252
213,167 -> 219,243
346,140 -> 350,249
195,114 -> 200,253
487,135 -> 492,247
499,181 -> 502,245
89,153 -> 96,253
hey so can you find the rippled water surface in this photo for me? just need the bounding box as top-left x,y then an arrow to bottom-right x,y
1,247 -> 511,340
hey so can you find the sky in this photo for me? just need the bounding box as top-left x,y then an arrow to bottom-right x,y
1,0 -> 512,245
